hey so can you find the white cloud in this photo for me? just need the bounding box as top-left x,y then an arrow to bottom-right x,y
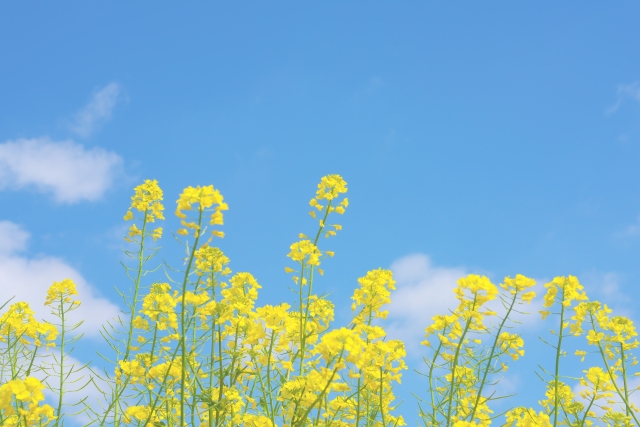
589,271 -> 624,299
580,271 -> 635,318
573,376 -> 640,417
0,347 -> 109,427
385,254 -> 466,355
607,81 -> 640,114
385,254 -> 547,356
0,220 -> 30,255
11,351 -> 100,427
0,137 -> 123,203
619,215 -> 640,237
0,221 -> 121,338
69,82 -> 121,137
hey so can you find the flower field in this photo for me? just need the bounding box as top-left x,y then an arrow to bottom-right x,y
0,175 -> 638,427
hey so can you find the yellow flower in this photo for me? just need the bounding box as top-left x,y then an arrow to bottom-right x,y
128,179 -> 165,222
315,175 -> 347,200
307,175 -> 348,229
151,227 -> 162,241
142,283 -> 178,330
44,278 -> 79,307
506,407 -> 552,427
0,377 -> 55,424
352,269 -> 396,326
501,274 -> 536,294
521,291 -> 536,303
194,245 -> 230,277
128,223 -> 142,237
175,184 -> 227,237
221,272 -> 261,315
499,332 -> 525,360
543,276 -> 588,308
287,240 -> 322,266
256,303 -> 291,330
0,302 -> 58,344
587,329 -> 605,345
454,274 -> 498,306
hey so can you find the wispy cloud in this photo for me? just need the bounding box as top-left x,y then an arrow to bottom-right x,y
0,221 -> 120,338
0,220 -> 30,255
384,253 -> 547,357
619,215 -> 640,237
580,270 -> 635,317
385,254 -> 466,355
69,82 -> 121,137
0,137 -> 123,203
607,81 -> 640,115
572,376 -> 640,418
40,352 -> 105,427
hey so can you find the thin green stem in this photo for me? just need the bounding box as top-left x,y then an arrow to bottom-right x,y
620,344 -> 630,417
469,292 -> 518,421
379,366 -> 386,427
445,299 -> 476,427
54,296 -> 66,427
180,207 -> 203,427
552,287 -> 566,427
589,314 -> 640,426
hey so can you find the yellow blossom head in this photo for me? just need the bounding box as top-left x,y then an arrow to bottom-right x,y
287,240 -> 322,267
308,175 -> 349,228
501,275 -> 536,303
351,268 -> 396,326
542,275 -> 588,309
44,278 -> 79,307
175,185 -> 227,238
454,274 -> 498,307
125,179 -> 165,222
194,245 -> 231,278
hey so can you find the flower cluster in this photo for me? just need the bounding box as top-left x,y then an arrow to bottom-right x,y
175,185 -> 227,238
420,274 -> 538,427
0,377 -> 55,426
2,174 -> 640,427
123,179 -> 164,243
44,278 -> 79,308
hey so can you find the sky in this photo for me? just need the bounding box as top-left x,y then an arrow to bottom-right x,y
1,2 -> 640,425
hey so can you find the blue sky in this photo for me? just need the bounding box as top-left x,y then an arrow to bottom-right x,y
1,2 -> 640,425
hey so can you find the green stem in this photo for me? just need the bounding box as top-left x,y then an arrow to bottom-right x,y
379,367 -> 386,427
579,394 -> 597,427
106,211 -> 148,427
445,299 -> 476,427
54,296 -> 66,427
180,208 -> 203,427
552,286 -> 566,427
590,315 -> 640,426
428,339 -> 444,426
216,323 -> 223,427
469,291 -> 518,421
124,211 -> 148,362
266,332 -> 277,424
621,344 -> 630,417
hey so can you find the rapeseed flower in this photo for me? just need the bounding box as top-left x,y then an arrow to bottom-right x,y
175,185 -> 227,238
